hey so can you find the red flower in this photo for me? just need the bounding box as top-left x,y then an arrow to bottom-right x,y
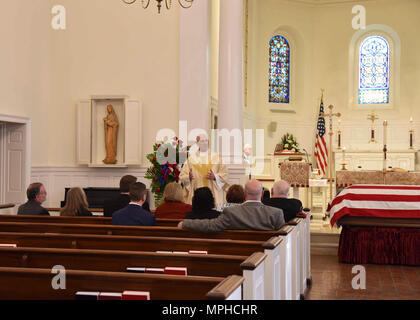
152,169 -> 156,173
152,157 -> 157,162
153,177 -> 158,181
156,188 -> 161,193
160,169 -> 165,174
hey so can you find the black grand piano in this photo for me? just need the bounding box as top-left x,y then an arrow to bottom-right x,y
60,187 -> 151,209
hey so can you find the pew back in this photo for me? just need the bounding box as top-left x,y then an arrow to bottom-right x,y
0,267 -> 244,300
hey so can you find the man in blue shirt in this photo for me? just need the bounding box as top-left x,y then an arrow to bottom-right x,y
112,182 -> 156,226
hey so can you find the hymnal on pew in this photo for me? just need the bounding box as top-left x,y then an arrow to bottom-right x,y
75,291 -> 100,300
145,268 -> 165,274
189,250 -> 208,255
98,292 -> 123,300
164,267 -> 188,276
126,267 -> 146,273
122,291 -> 150,300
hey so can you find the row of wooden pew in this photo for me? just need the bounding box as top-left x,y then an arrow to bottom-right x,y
0,211 -> 311,300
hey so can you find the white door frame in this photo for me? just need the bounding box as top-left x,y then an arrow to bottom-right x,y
0,114 -> 31,205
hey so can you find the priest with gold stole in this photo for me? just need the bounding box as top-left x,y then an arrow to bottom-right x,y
180,134 -> 228,206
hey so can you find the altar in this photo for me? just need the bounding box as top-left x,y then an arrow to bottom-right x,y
333,149 -> 416,172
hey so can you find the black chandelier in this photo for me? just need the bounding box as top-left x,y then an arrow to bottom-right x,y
122,0 -> 194,14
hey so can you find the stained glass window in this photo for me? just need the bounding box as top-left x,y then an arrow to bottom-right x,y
269,35 -> 290,103
359,36 -> 390,104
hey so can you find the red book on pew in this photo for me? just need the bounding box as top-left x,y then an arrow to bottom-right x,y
126,267 -> 146,273
98,292 -> 122,300
164,267 -> 188,276
188,250 -> 208,255
145,268 -> 165,274
75,291 -> 99,300
0,244 -> 17,248
122,291 -> 150,300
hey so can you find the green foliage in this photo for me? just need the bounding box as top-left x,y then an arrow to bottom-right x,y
144,137 -> 190,206
280,133 -> 300,152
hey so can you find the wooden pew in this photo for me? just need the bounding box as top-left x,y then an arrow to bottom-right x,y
0,214 -> 181,227
0,247 -> 266,300
0,221 -> 284,241
0,232 -> 281,300
0,267 -> 244,300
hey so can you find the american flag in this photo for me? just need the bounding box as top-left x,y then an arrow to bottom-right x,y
314,95 -> 328,177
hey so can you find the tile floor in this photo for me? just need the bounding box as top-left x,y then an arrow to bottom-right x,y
306,255 -> 420,300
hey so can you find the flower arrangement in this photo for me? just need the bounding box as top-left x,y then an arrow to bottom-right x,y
145,137 -> 190,206
280,133 -> 300,152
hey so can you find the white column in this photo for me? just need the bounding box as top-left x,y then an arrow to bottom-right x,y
179,0 -> 211,138
218,0 -> 244,164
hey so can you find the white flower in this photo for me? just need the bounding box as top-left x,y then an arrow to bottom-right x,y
284,144 -> 289,148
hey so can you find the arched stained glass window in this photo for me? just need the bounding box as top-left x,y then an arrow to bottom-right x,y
269,35 -> 290,103
359,35 -> 390,104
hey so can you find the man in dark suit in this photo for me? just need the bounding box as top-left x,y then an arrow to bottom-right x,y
104,175 -> 150,217
17,183 -> 50,216
178,180 -> 284,232
112,182 -> 156,226
263,180 -> 303,222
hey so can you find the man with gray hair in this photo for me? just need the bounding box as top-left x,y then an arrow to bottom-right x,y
263,180 -> 303,222
178,179 -> 285,232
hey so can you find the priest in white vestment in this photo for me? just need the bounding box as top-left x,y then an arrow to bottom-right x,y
180,135 -> 228,206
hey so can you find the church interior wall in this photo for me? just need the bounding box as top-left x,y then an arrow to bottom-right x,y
0,1 -> 52,166
247,0 -> 420,164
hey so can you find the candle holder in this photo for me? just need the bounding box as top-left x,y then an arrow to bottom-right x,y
340,162 -> 347,171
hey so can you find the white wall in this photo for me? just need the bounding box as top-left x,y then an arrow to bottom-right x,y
0,0 -> 51,166
49,0 -> 180,166
247,0 -> 420,164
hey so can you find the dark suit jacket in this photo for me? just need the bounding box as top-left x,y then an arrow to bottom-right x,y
183,201 -> 285,233
185,209 -> 220,220
76,207 -> 93,217
103,194 -> 150,217
112,204 -> 156,226
17,200 -> 50,216
263,197 -> 303,222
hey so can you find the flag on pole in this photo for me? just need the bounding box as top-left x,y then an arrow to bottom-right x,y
314,95 -> 328,177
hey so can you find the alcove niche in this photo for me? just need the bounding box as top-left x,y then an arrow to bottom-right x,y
77,95 -> 142,167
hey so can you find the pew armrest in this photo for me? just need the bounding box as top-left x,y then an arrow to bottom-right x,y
278,225 -> 294,235
206,275 -> 245,300
0,204 -> 15,210
240,252 -> 267,270
262,236 -> 283,250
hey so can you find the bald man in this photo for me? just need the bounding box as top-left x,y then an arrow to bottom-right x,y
263,180 -> 303,222
179,134 -> 228,206
178,180 -> 285,232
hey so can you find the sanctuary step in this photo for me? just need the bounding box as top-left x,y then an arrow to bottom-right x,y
310,232 -> 340,256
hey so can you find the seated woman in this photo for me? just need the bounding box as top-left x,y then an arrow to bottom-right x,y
60,187 -> 93,217
155,182 -> 192,219
185,187 -> 220,220
216,184 -> 245,212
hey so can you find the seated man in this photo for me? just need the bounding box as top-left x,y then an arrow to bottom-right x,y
104,175 -> 150,217
112,182 -> 156,226
18,183 -> 50,216
178,180 -> 285,232
263,180 -> 303,222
